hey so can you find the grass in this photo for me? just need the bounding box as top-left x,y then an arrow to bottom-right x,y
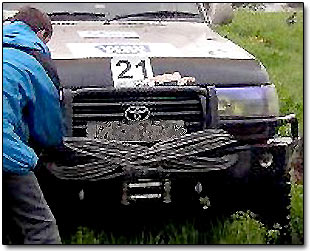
64,10 -> 303,245
65,223 -> 201,244
206,211 -> 278,244
64,211 -> 283,244
290,183 -> 304,244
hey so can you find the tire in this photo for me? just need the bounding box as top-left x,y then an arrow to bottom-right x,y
245,146 -> 291,243
169,146 -> 291,243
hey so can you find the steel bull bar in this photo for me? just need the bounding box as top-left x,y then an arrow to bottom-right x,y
44,113 -> 298,181
40,114 -> 298,205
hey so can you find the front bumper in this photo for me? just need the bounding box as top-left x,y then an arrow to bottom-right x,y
220,113 -> 298,141
42,114 -> 298,182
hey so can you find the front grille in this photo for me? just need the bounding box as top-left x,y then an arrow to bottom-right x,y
67,87 -> 208,137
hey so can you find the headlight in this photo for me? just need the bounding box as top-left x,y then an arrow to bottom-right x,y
216,85 -> 279,118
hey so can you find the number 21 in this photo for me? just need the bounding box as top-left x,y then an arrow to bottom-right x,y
116,60 -> 147,79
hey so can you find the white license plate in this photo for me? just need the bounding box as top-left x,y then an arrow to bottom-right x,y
87,120 -> 186,142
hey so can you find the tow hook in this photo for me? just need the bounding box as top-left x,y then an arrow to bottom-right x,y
199,196 -> 211,210
163,179 -> 171,203
121,183 -> 130,205
79,189 -> 84,200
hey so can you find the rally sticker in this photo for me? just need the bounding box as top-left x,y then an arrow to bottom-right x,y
96,44 -> 150,55
111,56 -> 154,88
66,43 -> 178,58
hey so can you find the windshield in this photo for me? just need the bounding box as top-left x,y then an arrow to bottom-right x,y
3,3 -> 202,22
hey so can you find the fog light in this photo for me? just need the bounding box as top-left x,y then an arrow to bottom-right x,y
258,152 -> 273,168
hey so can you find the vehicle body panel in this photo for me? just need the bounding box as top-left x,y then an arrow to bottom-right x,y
49,22 -> 254,60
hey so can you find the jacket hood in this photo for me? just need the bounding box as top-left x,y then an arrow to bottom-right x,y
3,21 -> 50,55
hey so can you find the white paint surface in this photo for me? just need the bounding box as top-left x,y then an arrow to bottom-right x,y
78,31 -> 140,38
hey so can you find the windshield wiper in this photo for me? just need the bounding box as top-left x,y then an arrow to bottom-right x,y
106,11 -> 198,23
49,11 -> 106,21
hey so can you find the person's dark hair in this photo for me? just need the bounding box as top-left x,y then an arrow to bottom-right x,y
11,6 -> 52,39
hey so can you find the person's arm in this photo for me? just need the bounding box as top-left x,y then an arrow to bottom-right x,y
3,121 -> 38,174
24,56 -> 65,147
3,64 -> 38,174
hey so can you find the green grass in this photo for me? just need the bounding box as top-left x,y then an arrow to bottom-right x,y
206,211 -> 278,244
64,10 -> 303,245
215,10 -> 303,132
290,183 -> 304,244
65,223 -> 201,244
64,211 -> 283,244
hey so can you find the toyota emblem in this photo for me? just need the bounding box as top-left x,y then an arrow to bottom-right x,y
124,106 -> 150,121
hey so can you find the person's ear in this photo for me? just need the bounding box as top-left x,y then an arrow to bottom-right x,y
36,29 -> 50,44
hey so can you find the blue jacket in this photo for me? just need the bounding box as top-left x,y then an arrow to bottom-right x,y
3,21 -> 64,175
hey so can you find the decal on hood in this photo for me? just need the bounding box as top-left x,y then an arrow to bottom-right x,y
66,43 -> 178,58
97,44 -> 150,54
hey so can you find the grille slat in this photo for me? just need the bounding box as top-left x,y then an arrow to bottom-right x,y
73,113 -> 124,118
72,100 -> 200,106
152,111 -> 201,116
73,111 -> 201,118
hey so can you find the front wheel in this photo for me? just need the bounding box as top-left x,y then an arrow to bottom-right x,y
242,146 -> 291,243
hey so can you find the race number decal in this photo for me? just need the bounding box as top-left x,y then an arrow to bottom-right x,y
111,57 -> 154,87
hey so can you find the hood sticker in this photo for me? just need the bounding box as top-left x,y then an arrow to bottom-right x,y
96,44 -> 150,54
78,31 -> 140,39
66,43 -> 178,58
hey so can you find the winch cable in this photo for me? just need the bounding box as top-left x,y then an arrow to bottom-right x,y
46,129 -> 239,181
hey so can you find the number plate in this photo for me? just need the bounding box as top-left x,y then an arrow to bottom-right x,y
87,120 -> 186,142
111,56 -> 154,88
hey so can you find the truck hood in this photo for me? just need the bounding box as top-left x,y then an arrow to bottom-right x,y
48,21 -> 270,87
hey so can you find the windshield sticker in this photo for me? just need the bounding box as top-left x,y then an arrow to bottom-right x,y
78,31 -> 140,39
111,56 -> 154,88
66,43 -> 178,58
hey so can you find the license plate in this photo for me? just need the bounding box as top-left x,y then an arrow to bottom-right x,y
87,120 -> 186,142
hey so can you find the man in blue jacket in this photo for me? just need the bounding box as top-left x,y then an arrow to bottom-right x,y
3,6 -> 63,244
